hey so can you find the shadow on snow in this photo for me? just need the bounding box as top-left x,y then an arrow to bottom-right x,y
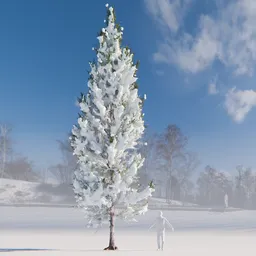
0,248 -> 56,253
0,248 -> 156,253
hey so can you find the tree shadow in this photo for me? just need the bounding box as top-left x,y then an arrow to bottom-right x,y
0,248 -> 57,253
0,248 -> 153,253
0,248 -> 107,253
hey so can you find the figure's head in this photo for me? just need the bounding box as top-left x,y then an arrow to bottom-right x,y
159,211 -> 163,217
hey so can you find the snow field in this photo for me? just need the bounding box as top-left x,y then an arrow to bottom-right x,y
1,206 -> 255,231
1,207 -> 256,255
2,230 -> 255,256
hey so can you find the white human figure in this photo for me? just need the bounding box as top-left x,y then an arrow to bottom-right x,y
148,211 -> 174,251
224,193 -> 228,208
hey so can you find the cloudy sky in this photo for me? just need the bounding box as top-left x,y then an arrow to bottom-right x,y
0,0 -> 256,173
143,0 -> 256,171
145,0 -> 256,122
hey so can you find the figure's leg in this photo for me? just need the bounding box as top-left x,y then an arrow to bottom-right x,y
161,231 -> 165,250
157,232 -> 161,250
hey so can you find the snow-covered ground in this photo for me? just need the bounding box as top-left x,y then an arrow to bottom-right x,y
1,206 -> 255,255
149,197 -> 198,207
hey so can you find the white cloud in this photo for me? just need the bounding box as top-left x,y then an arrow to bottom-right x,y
146,0 -> 256,75
144,0 -> 191,33
224,88 -> 256,123
154,16 -> 221,73
145,0 -> 256,122
208,82 -> 218,95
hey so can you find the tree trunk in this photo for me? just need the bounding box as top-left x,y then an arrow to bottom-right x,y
104,208 -> 118,250
1,132 -> 6,179
165,184 -> 169,203
166,177 -> 172,203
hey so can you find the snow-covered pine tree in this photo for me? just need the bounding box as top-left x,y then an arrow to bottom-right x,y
70,4 -> 154,250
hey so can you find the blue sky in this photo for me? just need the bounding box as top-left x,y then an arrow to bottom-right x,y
1,0 -> 256,173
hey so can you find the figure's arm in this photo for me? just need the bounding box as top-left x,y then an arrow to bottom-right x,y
164,218 -> 174,231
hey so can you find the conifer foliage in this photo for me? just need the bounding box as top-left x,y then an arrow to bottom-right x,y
70,4 -> 154,250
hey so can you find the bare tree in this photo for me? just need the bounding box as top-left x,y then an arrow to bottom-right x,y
176,152 -> 199,204
197,166 -> 233,206
0,124 -> 12,178
197,166 -> 215,205
40,167 -> 49,183
157,125 -> 188,202
5,156 -> 39,181
49,138 -> 77,184
235,165 -> 256,208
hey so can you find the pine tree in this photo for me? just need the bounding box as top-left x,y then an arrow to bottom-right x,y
70,4 -> 154,250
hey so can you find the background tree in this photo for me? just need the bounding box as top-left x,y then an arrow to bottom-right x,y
0,124 -> 12,178
49,139 -> 76,184
235,165 -> 256,208
70,5 -> 153,250
157,124 -> 188,202
5,156 -> 39,181
176,152 -> 199,203
197,166 -> 233,206
40,167 -> 49,183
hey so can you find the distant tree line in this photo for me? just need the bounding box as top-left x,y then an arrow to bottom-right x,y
2,121 -> 256,210
197,165 -> 256,209
0,122 -> 76,184
139,124 -> 256,210
0,124 -> 39,181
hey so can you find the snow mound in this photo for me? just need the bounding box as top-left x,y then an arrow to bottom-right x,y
0,179 -> 39,204
0,179 -> 199,209
0,179 -> 74,205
